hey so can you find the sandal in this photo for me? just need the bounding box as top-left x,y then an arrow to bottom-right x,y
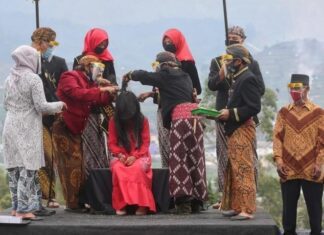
47,199 -> 60,208
116,209 -> 127,216
212,201 -> 222,210
135,207 -> 147,216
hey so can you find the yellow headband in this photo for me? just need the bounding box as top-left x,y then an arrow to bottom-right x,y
49,40 -> 59,47
151,61 -> 160,70
221,54 -> 233,63
90,62 -> 105,69
288,82 -> 304,89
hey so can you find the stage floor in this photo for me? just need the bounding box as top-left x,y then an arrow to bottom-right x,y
0,207 -> 280,235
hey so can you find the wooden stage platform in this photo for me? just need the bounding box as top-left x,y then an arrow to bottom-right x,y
0,207 -> 280,235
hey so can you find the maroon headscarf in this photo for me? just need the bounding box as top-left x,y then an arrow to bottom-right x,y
163,28 -> 194,62
83,28 -> 114,61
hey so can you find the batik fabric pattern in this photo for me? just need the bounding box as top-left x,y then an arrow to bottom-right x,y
168,103 -> 208,202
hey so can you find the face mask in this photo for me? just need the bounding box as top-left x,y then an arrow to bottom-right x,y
290,90 -> 303,102
163,42 -> 177,53
226,60 -> 240,74
88,62 -> 105,82
94,46 -> 106,54
42,47 -> 54,61
228,40 -> 241,45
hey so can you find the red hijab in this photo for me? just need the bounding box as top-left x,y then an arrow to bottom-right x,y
163,28 -> 194,62
83,28 -> 114,61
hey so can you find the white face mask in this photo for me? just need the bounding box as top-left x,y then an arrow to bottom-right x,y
90,62 -> 105,82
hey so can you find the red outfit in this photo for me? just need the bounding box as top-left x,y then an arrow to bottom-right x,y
108,118 -> 156,212
83,28 -> 114,61
163,28 -> 194,62
57,70 -> 112,134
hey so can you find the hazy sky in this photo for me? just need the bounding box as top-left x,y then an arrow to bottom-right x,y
3,0 -> 324,41
1,0 -> 324,72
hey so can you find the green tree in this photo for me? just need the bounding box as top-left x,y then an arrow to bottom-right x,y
260,88 -> 278,141
0,167 -> 11,210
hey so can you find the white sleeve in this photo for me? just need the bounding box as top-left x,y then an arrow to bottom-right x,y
31,75 -> 63,114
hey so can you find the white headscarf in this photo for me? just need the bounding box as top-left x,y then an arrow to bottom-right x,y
9,45 -> 41,81
6,45 -> 41,95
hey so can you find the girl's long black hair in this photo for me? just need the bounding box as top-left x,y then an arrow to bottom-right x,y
114,91 -> 144,152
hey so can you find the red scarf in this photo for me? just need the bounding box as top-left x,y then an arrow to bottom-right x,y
83,28 -> 114,61
163,28 -> 194,62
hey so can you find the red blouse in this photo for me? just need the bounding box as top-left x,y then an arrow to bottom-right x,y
57,70 -> 112,135
108,117 -> 151,159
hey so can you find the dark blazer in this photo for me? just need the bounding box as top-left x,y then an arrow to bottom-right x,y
41,55 -> 68,102
181,61 -> 202,95
40,55 -> 68,127
207,55 -> 265,110
224,68 -> 261,135
131,67 -> 193,129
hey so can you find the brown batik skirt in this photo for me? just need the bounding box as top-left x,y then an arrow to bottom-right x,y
168,103 -> 208,202
221,122 -> 256,214
215,121 -> 228,193
52,117 -> 85,209
38,126 -> 56,201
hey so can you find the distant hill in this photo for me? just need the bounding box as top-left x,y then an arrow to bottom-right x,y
253,39 -> 324,107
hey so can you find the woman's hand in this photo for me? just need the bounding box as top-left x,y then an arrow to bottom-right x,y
122,71 -> 132,83
125,156 -> 136,166
137,92 -> 154,102
100,85 -> 119,94
97,77 -> 112,86
118,153 -> 127,165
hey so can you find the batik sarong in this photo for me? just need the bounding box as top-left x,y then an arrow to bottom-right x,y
168,103 -> 208,202
215,121 -> 228,193
81,113 -> 109,178
52,117 -> 85,209
38,126 -> 56,201
221,122 -> 256,214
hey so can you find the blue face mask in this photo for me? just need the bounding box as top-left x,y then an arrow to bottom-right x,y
42,47 -> 54,60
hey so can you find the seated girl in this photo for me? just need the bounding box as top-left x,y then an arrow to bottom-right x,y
108,91 -> 156,215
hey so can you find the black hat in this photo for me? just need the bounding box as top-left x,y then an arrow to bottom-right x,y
115,91 -> 140,120
290,74 -> 309,86
226,44 -> 251,64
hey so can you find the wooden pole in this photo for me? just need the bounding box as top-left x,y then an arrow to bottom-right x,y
34,0 -> 40,28
223,0 -> 229,46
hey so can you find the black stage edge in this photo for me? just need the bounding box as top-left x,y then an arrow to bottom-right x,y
0,208 -> 280,235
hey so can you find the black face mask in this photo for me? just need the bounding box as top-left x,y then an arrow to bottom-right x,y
94,46 -> 106,54
228,40 -> 241,46
163,42 -> 177,53
226,59 -> 241,74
